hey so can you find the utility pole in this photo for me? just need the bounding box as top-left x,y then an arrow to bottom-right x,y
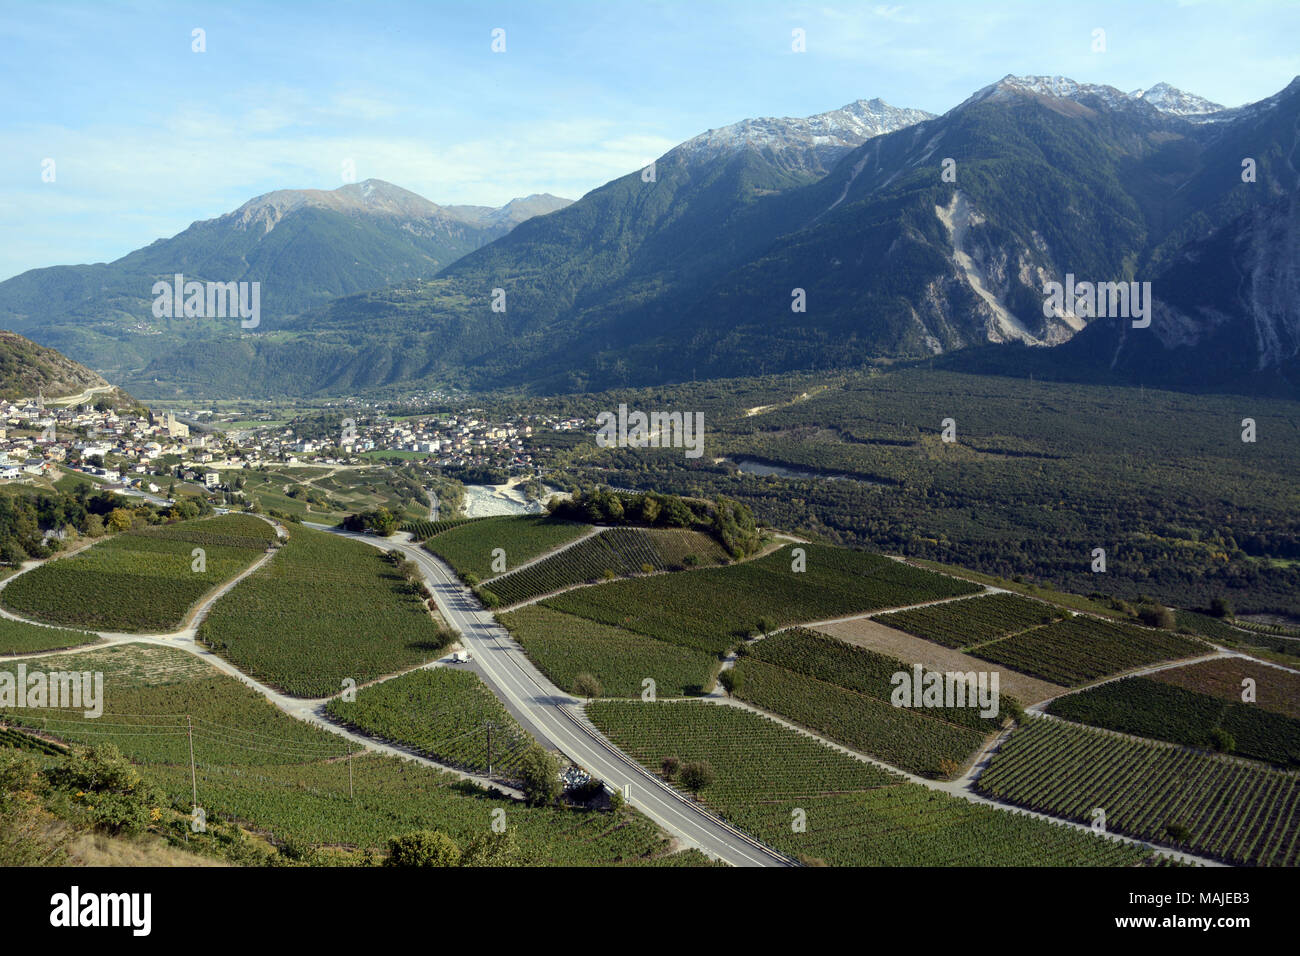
347,742 -> 353,799
186,715 -> 198,841
486,722 -> 493,776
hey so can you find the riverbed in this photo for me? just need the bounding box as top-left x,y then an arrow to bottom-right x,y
461,480 -> 562,517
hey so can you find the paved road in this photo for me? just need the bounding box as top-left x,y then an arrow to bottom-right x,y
44,384 -> 117,407
322,525 -> 793,867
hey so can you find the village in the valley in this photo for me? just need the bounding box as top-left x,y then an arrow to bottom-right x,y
0,388 -> 588,500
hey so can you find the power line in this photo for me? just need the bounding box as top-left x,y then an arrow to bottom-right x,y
189,730 -> 349,760
188,720 -> 350,752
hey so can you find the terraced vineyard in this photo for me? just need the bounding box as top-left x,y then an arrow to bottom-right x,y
970,616 -> 1206,686
488,528 -> 730,606
325,667 -> 534,776
400,517 -> 486,542
2,645 -> 346,767
590,701 -> 1148,866
875,592 -> 1061,649
0,617 -> 98,655
1175,610 -> 1300,661
198,526 -> 449,696
745,628 -> 1012,733
1174,610 -> 1256,644
500,605 -> 721,697
0,514 -> 277,632
1,645 -> 674,865
0,725 -> 67,755
154,756 -> 670,864
545,543 -> 980,654
1046,676 -> 1300,768
1149,658 -> 1300,720
423,515 -> 590,580
977,716 -> 1300,866
731,657 -> 987,777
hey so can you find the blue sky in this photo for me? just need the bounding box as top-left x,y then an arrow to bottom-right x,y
2,0 -> 1298,280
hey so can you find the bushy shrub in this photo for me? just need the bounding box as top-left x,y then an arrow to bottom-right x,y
384,830 -> 461,867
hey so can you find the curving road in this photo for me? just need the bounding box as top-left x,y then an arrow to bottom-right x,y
319,525 -> 793,867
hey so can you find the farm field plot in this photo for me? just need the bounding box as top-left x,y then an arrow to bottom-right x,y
590,701 -> 1147,866
1046,676 -> 1300,769
731,657 -> 987,777
544,543 -> 980,654
0,514 -> 276,632
424,515 -> 590,580
746,628 -> 1011,732
1,644 -> 344,767
0,617 -> 99,655
977,716 -> 1300,866
239,471 -> 340,521
488,528 -> 730,606
875,592 -> 1061,649
1174,610 -> 1259,645
970,616 -> 1206,686
325,667 -> 534,777
1173,612 -> 1300,665
500,605 -> 720,697
243,468 -> 428,523
814,617 -> 1065,704
1,644 -> 673,865
198,526 -> 449,697
149,756 -> 673,865
401,517 -> 485,542
1149,657 -> 1300,720
906,558 -> 1129,620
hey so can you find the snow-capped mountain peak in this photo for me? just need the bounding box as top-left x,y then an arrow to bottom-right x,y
959,75 -> 1230,123
960,75 -> 1133,111
1129,82 -> 1226,118
675,98 -> 935,170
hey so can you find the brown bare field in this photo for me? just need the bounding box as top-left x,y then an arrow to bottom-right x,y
1149,656 -> 1300,720
813,617 -> 1066,704
67,831 -> 233,866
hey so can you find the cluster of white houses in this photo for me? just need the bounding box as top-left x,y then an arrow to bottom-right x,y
236,412 -> 577,472
0,395 -> 225,492
4,391 -> 595,492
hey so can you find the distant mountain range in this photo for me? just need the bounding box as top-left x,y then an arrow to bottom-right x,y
4,75 -> 1298,399
0,182 -> 571,386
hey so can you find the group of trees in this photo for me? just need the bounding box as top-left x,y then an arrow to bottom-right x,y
549,485 -> 700,528
383,828 -> 520,867
660,755 -> 715,794
342,507 -> 399,536
0,479 -> 224,567
547,486 -> 761,558
517,744 -> 626,810
0,485 -> 136,564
